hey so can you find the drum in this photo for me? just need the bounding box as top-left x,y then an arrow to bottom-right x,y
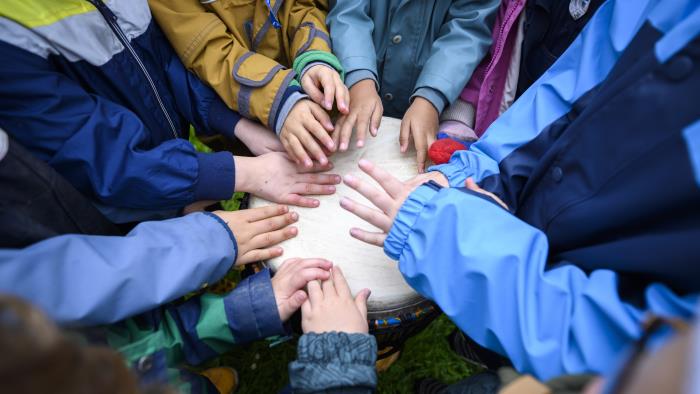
249,117 -> 439,353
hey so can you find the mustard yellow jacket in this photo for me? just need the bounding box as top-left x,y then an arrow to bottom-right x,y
149,0 -> 339,130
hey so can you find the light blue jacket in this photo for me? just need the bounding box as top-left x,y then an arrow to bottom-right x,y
385,0 -> 700,380
0,212 -> 237,326
327,0 -> 498,117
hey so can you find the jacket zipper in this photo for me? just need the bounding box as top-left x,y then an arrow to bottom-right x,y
86,0 -> 179,140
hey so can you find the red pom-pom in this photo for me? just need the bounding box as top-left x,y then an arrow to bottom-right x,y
428,139 -> 467,165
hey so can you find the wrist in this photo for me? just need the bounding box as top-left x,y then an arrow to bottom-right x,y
233,155 -> 255,193
353,78 -> 377,93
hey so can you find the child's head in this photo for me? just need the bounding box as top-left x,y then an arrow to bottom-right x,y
0,295 -> 168,394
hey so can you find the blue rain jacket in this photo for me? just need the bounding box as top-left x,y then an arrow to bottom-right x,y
0,0 -> 241,212
386,0 -> 700,380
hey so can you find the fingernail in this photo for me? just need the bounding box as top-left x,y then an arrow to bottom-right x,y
324,100 -> 331,108
326,141 -> 335,150
357,140 -> 365,148
305,159 -> 313,167
290,212 -> 298,220
290,227 -> 298,235
334,175 -> 342,183
313,200 -> 320,207
340,142 -> 348,151
339,197 -> 349,207
358,159 -> 370,167
326,185 -> 336,193
349,228 -> 359,236
320,157 -> 328,165
372,127 -> 378,135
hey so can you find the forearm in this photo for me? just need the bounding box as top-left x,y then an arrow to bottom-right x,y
106,270 -> 286,367
0,213 -> 236,326
389,186 -> 697,379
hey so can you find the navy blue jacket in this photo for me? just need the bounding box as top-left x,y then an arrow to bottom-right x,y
387,0 -> 700,379
0,0 -> 241,212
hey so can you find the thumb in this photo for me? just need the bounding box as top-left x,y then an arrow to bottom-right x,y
354,288 -> 371,319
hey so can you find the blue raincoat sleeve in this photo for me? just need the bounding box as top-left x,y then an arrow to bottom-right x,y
0,40 -> 235,210
429,0 -> 646,200
0,212 -> 237,326
385,185 -> 698,380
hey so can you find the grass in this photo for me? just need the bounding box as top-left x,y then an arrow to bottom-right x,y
190,133 -> 477,392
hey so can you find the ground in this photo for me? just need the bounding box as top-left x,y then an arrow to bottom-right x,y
191,132 -> 477,393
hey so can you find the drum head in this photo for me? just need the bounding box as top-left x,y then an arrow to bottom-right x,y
249,117 -> 424,314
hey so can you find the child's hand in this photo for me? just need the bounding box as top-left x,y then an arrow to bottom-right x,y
334,79 -> 383,151
301,65 -> 349,114
400,97 -> 439,173
272,258 -> 333,321
234,117 -> 285,156
281,99 -> 336,168
301,266 -> 370,334
212,206 -> 298,265
235,152 -> 341,208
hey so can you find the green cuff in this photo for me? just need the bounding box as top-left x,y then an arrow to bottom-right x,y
293,50 -> 345,82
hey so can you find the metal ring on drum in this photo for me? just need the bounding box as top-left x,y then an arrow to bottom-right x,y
248,117 -> 440,351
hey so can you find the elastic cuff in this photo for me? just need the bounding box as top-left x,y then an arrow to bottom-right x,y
439,120 -> 478,141
224,269 -> 285,343
290,333 -> 378,392
411,87 -> 448,113
384,185 -> 439,260
293,50 -> 344,80
440,99 -> 476,128
428,159 -> 471,188
207,99 -> 242,140
194,152 -> 235,201
201,212 -> 238,266
275,90 -> 308,135
345,69 -> 378,90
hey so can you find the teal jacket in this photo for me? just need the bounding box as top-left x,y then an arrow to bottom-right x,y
327,0 -> 498,117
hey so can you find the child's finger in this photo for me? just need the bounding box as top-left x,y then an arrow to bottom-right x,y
282,193 -> 320,208
321,273 -> 337,297
287,290 -> 308,313
354,289 -> 371,319
331,266 -> 352,298
291,183 -> 336,196
339,114 -> 356,151
304,114 -> 335,152
298,258 -> 333,271
249,226 -> 298,249
296,126 -> 328,165
236,246 -> 283,265
333,116 -> 346,148
339,196 -> 393,232
399,117 -> 411,153
302,77 -> 324,106
309,102 -> 335,133
288,134 -> 314,168
355,111 -> 371,148
370,104 -> 382,137
242,204 -> 289,222
336,79 -> 349,114
321,75 -> 335,111
342,174 -> 395,214
307,280 -> 323,305
250,211 -> 298,234
414,131 -> 428,173
297,267 -> 332,284
349,228 -> 386,247
357,159 -> 403,198
298,173 -> 342,185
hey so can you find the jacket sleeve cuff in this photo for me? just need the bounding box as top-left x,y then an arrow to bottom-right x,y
411,87 -> 448,114
384,184 -> 439,260
274,89 -> 307,135
201,212 -> 238,267
299,61 -> 334,84
223,269 -> 285,343
345,69 -> 378,90
428,156 -> 471,188
289,332 -> 378,392
207,99 -> 242,141
194,152 -> 235,201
